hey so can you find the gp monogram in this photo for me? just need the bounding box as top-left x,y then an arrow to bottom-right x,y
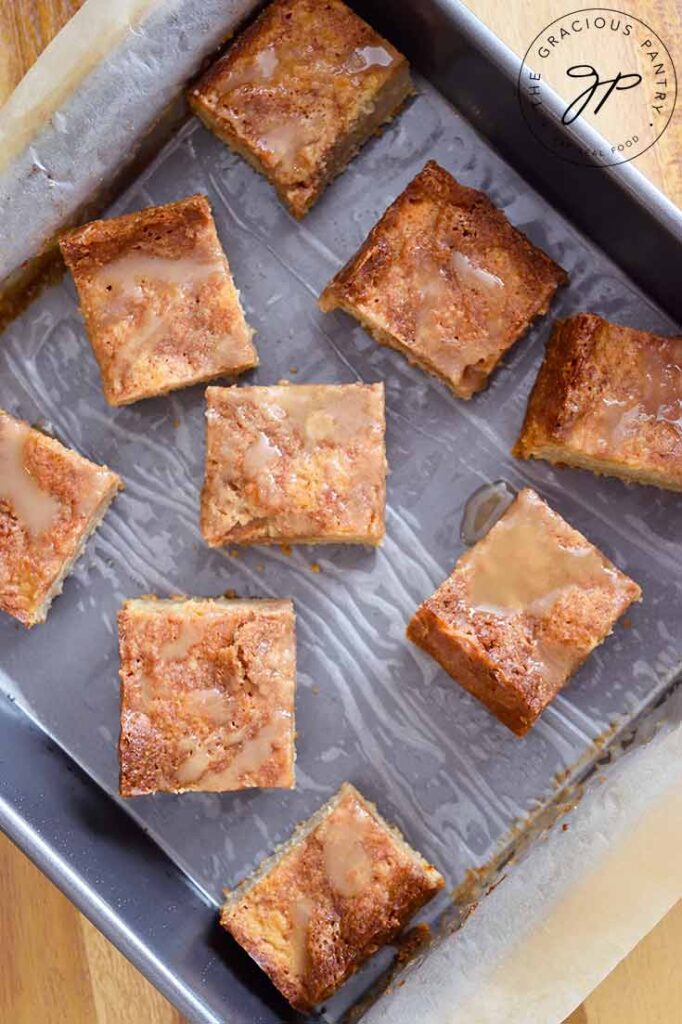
517,8 -> 677,166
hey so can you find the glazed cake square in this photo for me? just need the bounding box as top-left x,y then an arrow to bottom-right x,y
188,0 -> 412,218
320,161 -> 567,398
221,781 -> 444,1011
407,488 -> 640,736
201,382 -> 386,546
59,195 -> 257,406
117,597 -> 296,796
513,313 -> 682,491
0,410 -> 122,627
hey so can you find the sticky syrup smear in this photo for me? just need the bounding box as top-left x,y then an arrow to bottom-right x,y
460,480 -> 516,546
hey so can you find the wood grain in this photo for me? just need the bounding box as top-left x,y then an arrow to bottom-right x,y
464,0 -> 682,205
0,831 -> 185,1024
0,0 -> 84,103
0,1 -> 681,1022
563,897 -> 682,1023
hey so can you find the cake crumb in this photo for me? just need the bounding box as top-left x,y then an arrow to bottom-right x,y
200,383 -> 386,546
219,782 -> 443,1010
59,195 -> 257,406
513,313 -> 682,492
188,0 -> 413,218
407,488 -> 640,735
0,410 -> 121,627
320,161 -> 566,397
395,922 -> 431,964
117,596 -> 296,795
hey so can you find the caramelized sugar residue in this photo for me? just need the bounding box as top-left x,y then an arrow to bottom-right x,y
460,480 -> 516,546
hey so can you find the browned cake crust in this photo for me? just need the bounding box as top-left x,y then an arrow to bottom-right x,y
59,195 -> 256,406
118,597 -> 296,796
201,382 -> 386,546
513,313 -> 682,491
187,0 -> 413,218
320,160 -> 567,397
0,410 -> 122,627
221,782 -> 444,1011
407,488 -> 640,736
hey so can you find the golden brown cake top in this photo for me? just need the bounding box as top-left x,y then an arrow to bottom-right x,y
59,195 -> 256,406
188,0 -> 408,215
118,597 -> 296,796
221,782 -> 444,1010
0,410 -> 122,626
514,313 -> 682,483
201,382 -> 386,546
320,161 -> 567,397
418,488 -> 640,728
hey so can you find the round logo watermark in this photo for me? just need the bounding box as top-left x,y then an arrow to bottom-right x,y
517,8 -> 677,166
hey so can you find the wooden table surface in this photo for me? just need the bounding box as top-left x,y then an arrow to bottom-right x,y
465,0 -> 682,204
0,2 -> 680,1022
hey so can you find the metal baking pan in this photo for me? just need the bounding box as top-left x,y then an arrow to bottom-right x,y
1,1 -> 680,1022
